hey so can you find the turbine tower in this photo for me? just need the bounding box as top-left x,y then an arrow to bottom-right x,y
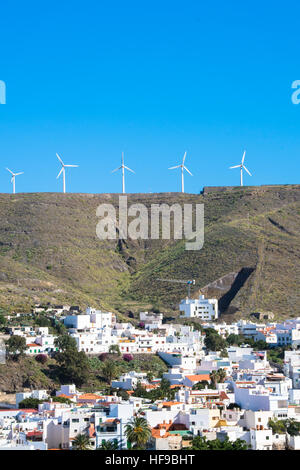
112,152 -> 135,194
168,151 -> 193,193
6,168 -> 24,194
56,153 -> 79,193
229,150 -> 252,186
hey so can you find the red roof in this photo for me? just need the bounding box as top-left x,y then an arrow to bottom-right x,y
26,430 -> 43,437
185,374 -> 210,382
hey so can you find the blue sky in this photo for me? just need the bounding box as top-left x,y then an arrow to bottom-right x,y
0,0 -> 300,194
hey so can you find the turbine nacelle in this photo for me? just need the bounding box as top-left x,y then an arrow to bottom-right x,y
229,150 -> 252,186
112,152 -> 135,193
168,151 -> 193,193
56,153 -> 79,193
6,168 -> 24,194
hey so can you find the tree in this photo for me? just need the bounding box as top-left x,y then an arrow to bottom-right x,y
204,329 -> 227,352
72,434 -> 92,450
253,340 -> 269,351
125,417 -> 151,449
6,335 -> 27,359
97,439 -> 119,450
227,402 -> 241,410
209,369 -> 227,388
19,397 -> 42,409
146,371 -> 154,382
54,334 -> 77,353
134,381 -> 148,398
285,418 -> 300,436
268,418 -> 287,434
192,435 -> 248,450
52,396 -> 72,404
192,380 -> 209,390
55,349 -> 91,386
159,378 -> 174,400
209,370 -> 219,389
0,314 -> 6,326
35,315 -> 52,328
101,360 -> 118,385
191,436 -> 210,450
110,387 -> 129,401
109,344 -> 121,356
217,368 -> 227,383
53,321 -> 67,335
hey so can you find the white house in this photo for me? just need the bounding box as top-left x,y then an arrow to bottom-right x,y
179,295 -> 218,321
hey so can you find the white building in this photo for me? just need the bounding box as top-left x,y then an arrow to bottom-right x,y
179,295 -> 218,321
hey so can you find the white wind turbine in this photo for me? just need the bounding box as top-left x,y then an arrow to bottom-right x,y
112,152 -> 135,194
168,151 -> 193,193
229,150 -> 252,186
56,153 -> 79,193
6,168 -> 24,194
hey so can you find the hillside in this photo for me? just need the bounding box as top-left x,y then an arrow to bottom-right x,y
0,185 -> 299,321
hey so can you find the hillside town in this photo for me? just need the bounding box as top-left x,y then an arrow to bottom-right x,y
1,296 -> 300,451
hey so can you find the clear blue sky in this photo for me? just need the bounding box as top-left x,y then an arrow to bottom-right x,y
0,0 -> 300,194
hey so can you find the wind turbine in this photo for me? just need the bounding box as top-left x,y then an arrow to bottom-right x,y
56,153 -> 79,193
229,150 -> 252,186
168,151 -> 193,193
6,168 -> 24,194
112,152 -> 135,194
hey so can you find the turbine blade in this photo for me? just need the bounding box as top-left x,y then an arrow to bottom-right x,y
182,151 -> 187,165
56,168 -> 63,179
242,150 -> 246,164
243,165 -> 252,176
168,165 -> 181,170
64,165 -> 78,168
56,153 -> 64,166
14,172 -> 24,176
229,165 -> 240,169
11,176 -> 14,183
6,168 -> 13,175
184,166 -> 193,176
124,165 -> 135,173
112,166 -> 121,173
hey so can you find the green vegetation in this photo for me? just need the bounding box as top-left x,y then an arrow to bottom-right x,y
0,351 -> 168,394
209,369 -> 227,388
109,344 -> 121,356
191,435 -> 248,450
51,334 -> 91,386
268,418 -> 300,436
192,380 -> 210,390
134,378 -> 175,401
72,434 -> 92,450
0,187 -> 298,319
125,417 -> 151,449
6,335 -> 27,359
18,397 -> 43,409
97,439 -> 119,450
204,328 -> 227,352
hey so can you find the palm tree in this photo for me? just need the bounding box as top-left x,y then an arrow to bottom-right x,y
217,368 -> 227,383
209,370 -> 218,388
101,360 -> 118,385
72,433 -> 92,450
125,416 -> 151,449
97,439 -> 119,450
